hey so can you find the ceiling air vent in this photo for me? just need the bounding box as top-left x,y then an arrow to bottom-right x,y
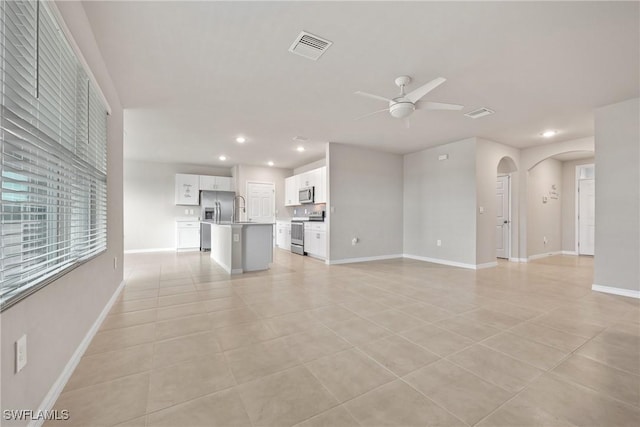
289,31 -> 332,61
464,107 -> 495,119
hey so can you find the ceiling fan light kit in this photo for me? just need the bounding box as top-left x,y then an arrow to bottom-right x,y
355,75 -> 464,123
389,102 -> 415,118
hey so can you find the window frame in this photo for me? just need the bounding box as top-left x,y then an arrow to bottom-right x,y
1,0 -> 109,312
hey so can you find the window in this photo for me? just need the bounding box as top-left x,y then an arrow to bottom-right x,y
1,0 -> 108,310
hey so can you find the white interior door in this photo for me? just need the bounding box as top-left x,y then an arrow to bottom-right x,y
496,175 -> 510,259
578,179 -> 595,255
247,182 -> 275,223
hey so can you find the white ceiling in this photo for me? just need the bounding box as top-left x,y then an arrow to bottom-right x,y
82,1 -> 639,169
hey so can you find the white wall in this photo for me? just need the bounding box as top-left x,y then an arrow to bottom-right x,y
594,98 -> 640,294
475,139 -> 521,264
1,1 -> 124,422
124,159 -> 231,251
527,158 -> 563,256
328,143 -> 403,262
403,138 -> 477,266
293,157 -> 325,175
519,137 -> 594,258
561,157 -> 595,253
233,165 -> 293,221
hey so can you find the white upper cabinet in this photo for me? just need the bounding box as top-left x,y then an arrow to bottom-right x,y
285,166 -> 326,206
176,174 -> 234,205
285,175 -> 299,206
199,175 -> 234,192
199,175 -> 216,191
175,174 -> 200,205
315,167 -> 327,203
298,170 -> 312,188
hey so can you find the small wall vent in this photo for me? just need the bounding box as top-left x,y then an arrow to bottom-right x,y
289,31 -> 332,61
464,107 -> 495,119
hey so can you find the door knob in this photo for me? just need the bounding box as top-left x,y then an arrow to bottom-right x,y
503,220 -> 509,224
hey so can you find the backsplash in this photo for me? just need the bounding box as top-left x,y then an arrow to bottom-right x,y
292,203 -> 326,218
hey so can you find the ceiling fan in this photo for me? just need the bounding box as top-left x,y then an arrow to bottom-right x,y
354,76 -> 463,126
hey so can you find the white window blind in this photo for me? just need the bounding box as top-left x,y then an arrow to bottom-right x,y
0,0 -> 108,310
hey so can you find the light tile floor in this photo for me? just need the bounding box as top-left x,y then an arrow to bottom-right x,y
47,250 -> 640,427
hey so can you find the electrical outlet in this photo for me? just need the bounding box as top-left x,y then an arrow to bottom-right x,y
437,240 -> 442,247
330,206 -> 335,213
479,206 -> 484,214
543,236 -> 547,245
233,234 -> 239,242
16,335 -> 27,373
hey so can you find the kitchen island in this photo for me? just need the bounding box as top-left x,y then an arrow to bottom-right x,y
200,221 -> 273,274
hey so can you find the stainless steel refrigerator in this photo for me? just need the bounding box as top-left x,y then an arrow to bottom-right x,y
200,191 -> 235,223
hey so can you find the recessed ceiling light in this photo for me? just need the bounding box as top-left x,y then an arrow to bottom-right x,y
236,136 -> 246,143
219,155 -> 227,161
267,161 -> 274,166
296,146 -> 305,152
541,130 -> 557,138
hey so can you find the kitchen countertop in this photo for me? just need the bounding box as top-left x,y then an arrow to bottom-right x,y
200,220 -> 274,226
176,216 -> 200,222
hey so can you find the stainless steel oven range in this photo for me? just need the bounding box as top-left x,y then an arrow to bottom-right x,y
290,221 -> 305,255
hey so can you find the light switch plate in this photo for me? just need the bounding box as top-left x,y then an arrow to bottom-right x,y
233,234 -> 239,242
16,334 -> 27,373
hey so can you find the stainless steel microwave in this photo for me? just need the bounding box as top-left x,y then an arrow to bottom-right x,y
299,187 -> 314,204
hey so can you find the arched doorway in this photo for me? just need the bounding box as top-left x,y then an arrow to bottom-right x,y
526,150 -> 594,259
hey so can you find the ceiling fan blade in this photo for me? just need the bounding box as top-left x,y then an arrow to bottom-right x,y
354,91 -> 393,103
417,101 -> 464,111
354,108 -> 389,121
405,77 -> 446,103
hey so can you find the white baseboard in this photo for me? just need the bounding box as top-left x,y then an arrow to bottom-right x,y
30,279 -> 126,427
124,247 -> 175,254
327,254 -> 403,265
509,257 -> 528,263
402,254 -> 477,270
561,251 -> 578,256
403,254 -> 498,270
476,261 -> 498,269
592,284 -> 640,299
528,251 -> 561,261
231,268 -> 243,275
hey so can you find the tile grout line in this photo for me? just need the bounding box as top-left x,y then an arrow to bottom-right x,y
469,307 -> 638,426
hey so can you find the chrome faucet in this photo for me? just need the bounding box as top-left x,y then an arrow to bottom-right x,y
232,195 -> 246,222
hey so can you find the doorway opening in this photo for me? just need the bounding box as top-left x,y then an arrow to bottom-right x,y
576,164 -> 595,256
496,156 -> 517,260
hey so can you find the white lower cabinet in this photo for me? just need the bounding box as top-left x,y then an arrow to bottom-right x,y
276,221 -> 291,249
176,221 -> 200,250
304,222 -> 326,259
